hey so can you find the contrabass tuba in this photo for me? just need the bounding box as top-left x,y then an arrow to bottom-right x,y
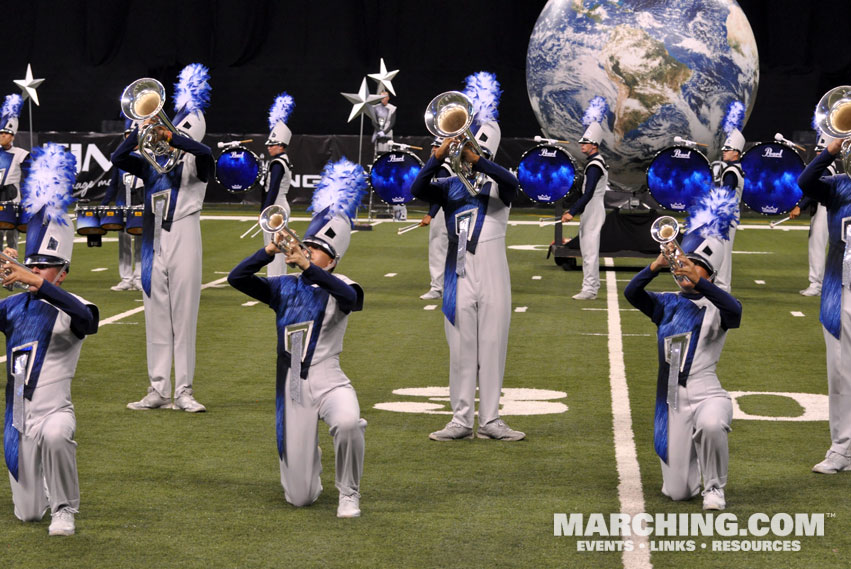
424,91 -> 487,196
814,85 -> 851,176
120,78 -> 183,174
650,216 -> 691,286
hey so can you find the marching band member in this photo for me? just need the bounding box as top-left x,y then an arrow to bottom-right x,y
411,72 -> 525,441
112,64 -> 213,413
419,138 -> 451,301
0,94 -> 30,251
228,158 -> 368,518
561,96 -> 609,300
2,144 -> 99,536
797,136 -> 851,474
102,120 -> 144,292
710,101 -> 746,293
262,93 -> 295,277
370,89 -> 396,155
625,190 -> 741,510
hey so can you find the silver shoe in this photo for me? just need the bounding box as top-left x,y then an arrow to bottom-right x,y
812,451 -> 851,474
127,388 -> 172,410
174,391 -> 206,413
429,421 -> 473,441
476,419 -> 525,441
48,508 -> 75,536
702,488 -> 726,510
337,494 -> 361,518
572,290 -> 597,300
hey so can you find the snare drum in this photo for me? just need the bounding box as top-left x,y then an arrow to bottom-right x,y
125,205 -> 144,235
369,150 -> 423,205
75,206 -> 106,236
0,201 -> 18,230
16,208 -> 29,232
215,146 -> 262,193
741,141 -> 804,215
517,144 -> 577,203
646,145 -> 712,211
100,206 -> 125,231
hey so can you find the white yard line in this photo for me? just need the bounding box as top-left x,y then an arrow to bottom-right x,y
604,257 -> 652,569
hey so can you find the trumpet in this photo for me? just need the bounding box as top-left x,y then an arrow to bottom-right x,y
120,78 -> 183,174
424,91 -> 487,197
650,216 -> 691,286
259,205 -> 312,266
814,85 -> 851,176
0,251 -> 35,291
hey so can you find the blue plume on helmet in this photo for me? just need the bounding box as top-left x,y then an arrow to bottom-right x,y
21,143 -> 77,225
463,71 -> 501,126
722,101 -> 745,135
173,63 -> 211,116
308,158 -> 368,224
2,94 -> 23,120
685,187 -> 739,241
268,92 -> 295,130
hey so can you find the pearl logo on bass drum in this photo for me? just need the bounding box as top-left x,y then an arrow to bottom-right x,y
762,147 -> 784,159
672,149 -> 692,159
539,148 -> 558,158
387,154 -> 406,163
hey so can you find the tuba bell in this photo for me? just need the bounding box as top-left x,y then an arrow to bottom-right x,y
259,205 -> 312,267
424,91 -> 488,196
650,216 -> 691,287
120,78 -> 183,174
814,85 -> 851,175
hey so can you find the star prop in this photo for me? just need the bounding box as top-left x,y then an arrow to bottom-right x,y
367,58 -> 399,96
340,78 -> 383,123
14,64 -> 45,106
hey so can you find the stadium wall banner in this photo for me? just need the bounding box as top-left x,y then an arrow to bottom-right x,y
33,132 -> 546,207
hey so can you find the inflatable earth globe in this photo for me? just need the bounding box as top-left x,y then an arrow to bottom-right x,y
526,0 -> 759,190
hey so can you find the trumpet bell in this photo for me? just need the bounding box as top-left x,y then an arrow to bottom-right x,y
121,78 -> 166,121
651,216 -> 680,243
425,91 -> 474,138
259,205 -> 288,233
815,86 -> 851,139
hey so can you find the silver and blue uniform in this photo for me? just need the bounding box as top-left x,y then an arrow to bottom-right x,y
228,249 -> 366,505
411,154 -> 518,429
2,282 -> 98,521
625,267 -> 742,499
101,166 -> 144,285
569,152 -> 608,295
0,145 -> 30,249
261,154 -> 293,277
710,160 -> 744,292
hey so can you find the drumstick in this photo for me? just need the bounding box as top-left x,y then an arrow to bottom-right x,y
774,133 -> 806,152
673,136 -> 708,147
769,216 -> 790,229
217,139 -> 254,149
534,135 -> 571,145
397,222 -> 422,235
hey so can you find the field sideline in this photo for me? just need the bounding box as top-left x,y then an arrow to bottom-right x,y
0,206 -> 847,569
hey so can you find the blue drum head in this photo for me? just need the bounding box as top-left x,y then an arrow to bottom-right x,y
369,151 -> 423,205
646,146 -> 711,211
216,146 -> 261,193
741,142 -> 804,215
517,145 -> 577,203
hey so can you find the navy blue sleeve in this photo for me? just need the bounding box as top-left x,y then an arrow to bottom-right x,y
569,164 -> 603,216
797,149 -> 837,207
227,248 -> 275,305
263,161 -> 285,210
473,157 -> 518,206
623,265 -> 662,320
169,133 -> 214,183
110,130 -> 148,179
427,202 -> 441,217
37,281 -> 99,339
101,168 -> 121,206
694,278 -> 742,330
411,155 -> 448,206
797,195 -> 813,210
721,170 -> 739,191
302,264 -> 362,314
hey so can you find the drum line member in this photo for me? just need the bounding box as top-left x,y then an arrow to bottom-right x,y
419,139 -> 451,301
228,158 -> 368,518
102,121 -> 144,292
263,92 -> 295,278
2,143 -> 99,536
791,133 -> 833,297
797,137 -> 851,474
624,191 -> 741,510
710,101 -> 746,293
112,64 -> 213,413
561,96 -> 609,300
411,71 -> 525,441
0,94 -> 30,251
370,90 -> 406,221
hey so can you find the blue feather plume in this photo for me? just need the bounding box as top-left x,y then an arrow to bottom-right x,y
2,94 -> 23,119
173,63 -> 211,115
309,158 -> 368,222
582,96 -> 609,127
463,71 -> 501,125
722,101 -> 745,135
21,143 -> 77,225
268,92 -> 295,130
685,188 -> 739,241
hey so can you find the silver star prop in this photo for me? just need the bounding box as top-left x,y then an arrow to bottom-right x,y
367,58 -> 399,96
13,64 -> 45,106
341,78 -> 383,123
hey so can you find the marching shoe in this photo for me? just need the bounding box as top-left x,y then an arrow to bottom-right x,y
572,290 -> 597,300
799,285 -> 821,297
812,451 -> 851,474
174,391 -> 207,413
48,508 -> 75,536
419,289 -> 442,300
127,388 -> 172,410
110,280 -> 134,292
337,494 -> 361,518
477,419 -> 525,441
702,488 -> 726,511
429,421 -> 473,441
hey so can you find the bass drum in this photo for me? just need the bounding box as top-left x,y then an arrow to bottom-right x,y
516,144 -> 577,203
646,145 -> 712,211
369,150 -> 423,204
215,146 -> 262,193
741,141 -> 804,215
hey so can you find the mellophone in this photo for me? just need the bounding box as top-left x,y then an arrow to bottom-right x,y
74,205 -> 144,236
